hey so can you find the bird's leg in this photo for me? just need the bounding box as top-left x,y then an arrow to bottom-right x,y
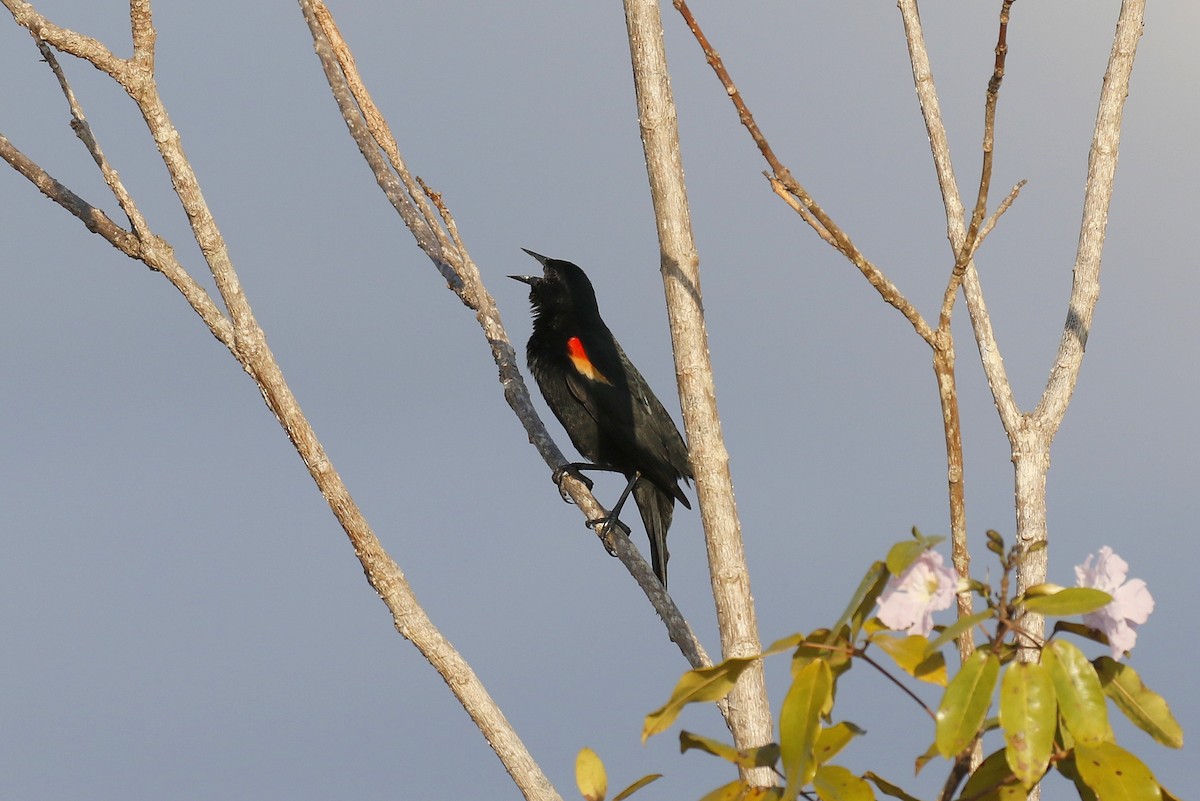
551,462 -> 625,504
586,472 -> 640,556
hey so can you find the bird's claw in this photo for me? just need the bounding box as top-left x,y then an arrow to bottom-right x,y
552,464 -> 594,503
587,516 -> 630,557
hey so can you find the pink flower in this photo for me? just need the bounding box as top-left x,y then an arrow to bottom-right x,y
876,551 -> 958,637
1075,547 -> 1154,660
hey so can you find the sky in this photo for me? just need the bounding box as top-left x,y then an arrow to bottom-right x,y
1,1 -> 1195,799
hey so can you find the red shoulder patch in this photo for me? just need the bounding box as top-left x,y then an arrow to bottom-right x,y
567,336 -> 612,384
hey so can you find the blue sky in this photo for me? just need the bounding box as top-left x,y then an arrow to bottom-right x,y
1,2 -> 1194,798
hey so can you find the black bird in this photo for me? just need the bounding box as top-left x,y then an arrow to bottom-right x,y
511,249 -> 692,588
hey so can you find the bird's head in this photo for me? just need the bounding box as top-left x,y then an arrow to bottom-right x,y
509,249 -> 601,322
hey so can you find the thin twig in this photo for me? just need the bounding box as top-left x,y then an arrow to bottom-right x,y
310,2 -> 453,260
675,0 -> 935,346
954,0 -> 1016,275
857,651 -> 937,721
897,0 -> 1022,432
37,41 -> 150,240
976,180 -> 1027,247
0,79 -> 233,349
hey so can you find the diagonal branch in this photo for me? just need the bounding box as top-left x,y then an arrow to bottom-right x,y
5,3 -> 562,799
0,112 -> 233,349
295,1 -> 716,671
1033,0 -> 1144,433
673,0 -> 935,345
37,41 -> 150,240
2,0 -> 130,82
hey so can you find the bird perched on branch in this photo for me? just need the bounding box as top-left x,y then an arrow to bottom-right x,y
511,249 -> 692,588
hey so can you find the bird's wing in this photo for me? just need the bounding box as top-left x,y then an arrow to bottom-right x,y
564,331 -> 691,504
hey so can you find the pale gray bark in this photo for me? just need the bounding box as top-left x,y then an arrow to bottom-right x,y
898,0 -> 1146,625
623,0 -> 776,788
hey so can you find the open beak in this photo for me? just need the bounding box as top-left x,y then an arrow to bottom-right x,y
510,248 -> 550,285
521,248 -> 550,266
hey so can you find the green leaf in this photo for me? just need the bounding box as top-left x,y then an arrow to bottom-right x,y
1021,582 -> 1065,598
885,540 -> 928,575
985,529 -> 1005,556
815,721 -> 866,766
870,633 -> 947,686
697,783 -> 784,801
1043,640 -> 1112,745
612,774 -> 661,801
1020,587 -> 1113,617
575,747 -> 607,801
697,780 -> 746,801
913,741 -> 938,775
1094,657 -> 1183,749
911,526 -> 944,548
741,743 -> 783,770
1074,741 -> 1161,801
790,628 -> 836,676
831,561 -> 888,639
998,661 -> 1056,787
678,731 -> 742,763
763,632 -> 809,656
813,765 -> 874,801
780,659 -> 832,798
1056,753 -> 1100,801
679,731 -> 780,770
959,748 -> 1026,800
924,610 -> 996,657
863,772 -> 921,801
935,650 -> 999,758
744,788 -> 785,801
1053,620 -> 1112,646
642,656 -> 758,741
790,628 -> 854,707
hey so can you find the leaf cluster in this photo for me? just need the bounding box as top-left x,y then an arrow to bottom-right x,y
581,532 -> 1182,801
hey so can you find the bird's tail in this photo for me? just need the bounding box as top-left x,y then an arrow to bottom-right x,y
633,480 -> 674,589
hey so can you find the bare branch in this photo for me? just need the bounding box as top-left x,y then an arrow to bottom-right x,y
37,42 -> 149,239
897,0 -> 1022,433
0,130 -> 233,349
2,0 -> 129,82
976,180 -> 1027,248
129,0 -> 154,69
955,0 -> 1016,274
0,133 -> 138,256
625,0 -> 775,786
673,0 -> 935,346
1033,0 -> 1144,432
900,0 -> 1147,707
305,1 -> 452,263
7,4 -> 565,798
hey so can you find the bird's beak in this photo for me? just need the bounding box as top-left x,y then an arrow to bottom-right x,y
521,248 -> 550,266
512,248 -> 550,285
